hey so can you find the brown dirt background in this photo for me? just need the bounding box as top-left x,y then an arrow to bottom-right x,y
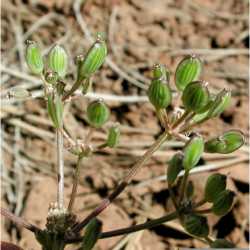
1,0 -> 249,249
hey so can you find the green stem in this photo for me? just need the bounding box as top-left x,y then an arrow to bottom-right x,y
56,128 -> 64,208
62,79 -> 83,101
100,211 -> 177,238
68,156 -> 83,212
172,110 -> 190,129
179,170 -> 189,203
69,131 -> 170,234
66,211 -> 178,243
194,208 -> 211,214
194,198 -> 207,208
168,184 -> 179,210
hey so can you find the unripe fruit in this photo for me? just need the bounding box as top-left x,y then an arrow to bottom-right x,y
208,89 -> 231,118
48,45 -> 68,78
212,190 -> 235,216
175,55 -> 202,91
183,136 -> 204,170
107,124 -> 120,148
204,173 -> 227,202
153,64 -> 170,82
182,81 -> 210,113
47,94 -> 64,128
183,214 -> 209,237
25,40 -> 44,74
148,79 -> 172,110
167,152 -> 184,185
205,130 -> 245,154
87,100 -> 110,128
77,35 -> 107,81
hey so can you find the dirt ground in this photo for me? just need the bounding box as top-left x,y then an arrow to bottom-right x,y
1,0 -> 249,249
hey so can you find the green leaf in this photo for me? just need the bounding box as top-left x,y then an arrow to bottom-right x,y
204,174 -> 227,202
81,218 -> 102,250
183,214 -> 209,237
183,136 -> 204,170
209,239 -> 235,248
175,55 -> 202,91
212,190 -> 235,216
167,152 -> 184,185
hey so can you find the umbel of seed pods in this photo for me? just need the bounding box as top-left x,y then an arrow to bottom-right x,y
25,36 -> 120,244
25,35 -> 119,143
25,38 -> 244,249
148,55 -> 244,246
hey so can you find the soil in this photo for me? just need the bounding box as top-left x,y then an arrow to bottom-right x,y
1,0 -> 249,249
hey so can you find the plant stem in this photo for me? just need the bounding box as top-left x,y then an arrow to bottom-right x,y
62,79 -> 82,101
172,110 -> 190,129
156,109 -> 169,130
194,198 -> 207,208
0,207 -> 41,233
100,211 -> 177,238
68,156 -> 83,212
168,184 -> 179,210
66,211 -> 178,243
56,128 -> 64,208
179,170 -> 189,203
68,131 -> 170,234
194,208 -> 212,214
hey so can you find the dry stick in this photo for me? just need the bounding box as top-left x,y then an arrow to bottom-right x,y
0,207 -> 41,233
68,131 -> 169,235
68,156 -> 83,212
56,129 -> 64,208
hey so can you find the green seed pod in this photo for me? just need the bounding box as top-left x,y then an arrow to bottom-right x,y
147,79 -> 172,110
87,99 -> 110,128
175,55 -> 202,91
167,152 -> 184,185
204,173 -> 227,202
25,40 -> 44,74
107,124 -> 120,148
183,214 -> 209,237
182,81 -> 210,113
81,218 -> 102,250
205,130 -> 245,154
48,45 -> 68,78
153,63 -> 170,82
212,190 -> 235,216
209,239 -> 235,248
45,70 -> 58,84
183,136 -> 204,170
77,36 -> 107,81
47,94 -> 64,128
207,89 -> 231,118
